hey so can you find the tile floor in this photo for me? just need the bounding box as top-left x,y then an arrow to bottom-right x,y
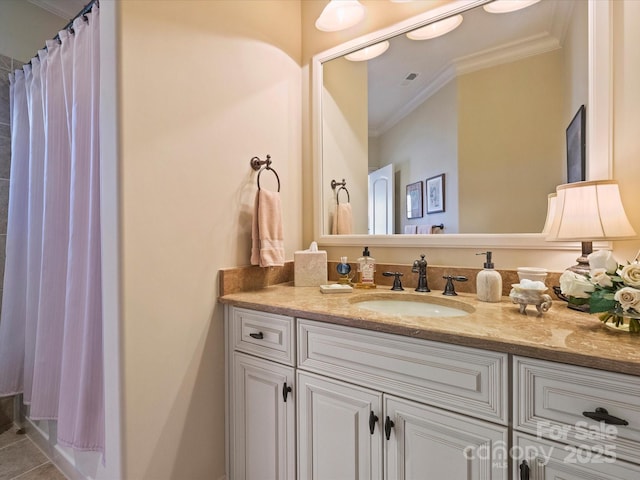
0,423 -> 67,480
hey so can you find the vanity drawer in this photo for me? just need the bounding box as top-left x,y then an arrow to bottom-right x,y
297,318 -> 507,424
513,431 -> 640,479
514,356 -> 640,464
231,307 -> 295,366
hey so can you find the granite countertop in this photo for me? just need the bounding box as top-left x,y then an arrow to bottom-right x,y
219,283 -> 640,376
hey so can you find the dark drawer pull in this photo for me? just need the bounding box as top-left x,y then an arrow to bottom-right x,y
583,407 -> 629,426
369,411 -> 378,435
519,460 -> 529,480
249,332 -> 264,340
282,382 -> 292,402
384,416 -> 394,440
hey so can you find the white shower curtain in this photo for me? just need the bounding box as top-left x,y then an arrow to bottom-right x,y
0,5 -> 103,453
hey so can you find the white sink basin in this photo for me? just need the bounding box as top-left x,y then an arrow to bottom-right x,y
350,294 -> 473,318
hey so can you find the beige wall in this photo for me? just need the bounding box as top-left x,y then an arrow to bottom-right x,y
376,80 -> 459,234
613,0 -> 640,261
0,0 -> 66,62
118,1 -> 301,478
323,58 -> 368,234
562,0 -> 588,126
458,50 -> 564,234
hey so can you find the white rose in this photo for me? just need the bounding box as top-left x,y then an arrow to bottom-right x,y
590,268 -> 613,288
614,286 -> 640,312
587,250 -> 618,274
559,270 -> 595,299
619,263 -> 640,288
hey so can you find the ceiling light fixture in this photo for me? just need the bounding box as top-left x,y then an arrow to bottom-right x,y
483,0 -> 541,14
315,0 -> 366,32
406,14 -> 463,41
344,41 -> 390,61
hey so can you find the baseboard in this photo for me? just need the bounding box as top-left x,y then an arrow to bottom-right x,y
25,418 -> 94,480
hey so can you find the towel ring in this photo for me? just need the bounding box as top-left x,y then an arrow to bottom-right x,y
336,186 -> 350,204
257,166 -> 280,192
251,155 -> 281,192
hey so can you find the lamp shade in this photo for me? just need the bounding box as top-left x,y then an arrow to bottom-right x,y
545,180 -> 637,241
541,193 -> 557,235
315,0 -> 365,32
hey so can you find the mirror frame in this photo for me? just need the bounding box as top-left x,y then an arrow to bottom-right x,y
312,0 -> 611,251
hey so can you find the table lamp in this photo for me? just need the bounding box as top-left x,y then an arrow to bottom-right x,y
544,180 -> 637,275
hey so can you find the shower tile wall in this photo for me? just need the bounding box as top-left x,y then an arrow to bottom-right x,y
0,53 -> 18,426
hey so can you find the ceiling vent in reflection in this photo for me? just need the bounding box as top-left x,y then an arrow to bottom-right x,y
400,72 -> 419,86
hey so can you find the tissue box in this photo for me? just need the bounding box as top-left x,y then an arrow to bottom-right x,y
294,248 -> 327,287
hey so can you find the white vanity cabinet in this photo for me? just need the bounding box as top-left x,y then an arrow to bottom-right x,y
297,371 -> 383,480
513,356 -> 640,479
227,307 -> 297,480
297,371 -> 508,480
513,433 -> 640,480
225,305 -> 640,480
296,319 -> 508,480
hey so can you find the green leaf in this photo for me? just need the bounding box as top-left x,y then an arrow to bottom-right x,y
568,296 -> 589,306
589,291 -> 616,314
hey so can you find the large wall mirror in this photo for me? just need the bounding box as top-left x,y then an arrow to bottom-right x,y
312,0 -> 612,249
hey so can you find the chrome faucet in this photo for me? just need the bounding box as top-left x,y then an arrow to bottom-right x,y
412,254 -> 430,292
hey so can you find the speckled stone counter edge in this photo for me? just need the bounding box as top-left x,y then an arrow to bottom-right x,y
218,265 -> 640,376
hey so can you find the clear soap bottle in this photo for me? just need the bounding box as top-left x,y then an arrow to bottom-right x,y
355,247 -> 376,289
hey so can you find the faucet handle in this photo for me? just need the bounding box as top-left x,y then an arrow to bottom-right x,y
442,275 -> 468,296
383,272 -> 404,291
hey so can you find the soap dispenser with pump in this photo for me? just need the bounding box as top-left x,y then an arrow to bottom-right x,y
355,247 -> 376,289
476,251 -> 502,303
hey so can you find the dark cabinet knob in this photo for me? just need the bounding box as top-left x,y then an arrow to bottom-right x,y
384,416 -> 395,440
282,383 -> 292,402
369,411 -> 379,434
249,332 -> 264,340
583,407 -> 629,425
519,460 -> 529,480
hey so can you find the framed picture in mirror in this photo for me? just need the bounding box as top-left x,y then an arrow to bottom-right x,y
566,105 -> 586,183
406,181 -> 423,219
426,174 -> 445,214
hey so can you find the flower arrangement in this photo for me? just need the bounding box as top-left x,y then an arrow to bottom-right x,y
558,250 -> 640,333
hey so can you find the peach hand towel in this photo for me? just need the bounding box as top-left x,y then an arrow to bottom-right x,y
416,224 -> 432,234
251,190 -> 285,267
404,225 -> 417,234
331,203 -> 353,235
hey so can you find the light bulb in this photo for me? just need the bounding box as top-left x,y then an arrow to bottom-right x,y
407,15 -> 463,41
344,41 -> 390,62
315,0 -> 366,32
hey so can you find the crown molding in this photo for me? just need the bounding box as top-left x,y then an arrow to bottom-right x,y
372,31 -> 561,137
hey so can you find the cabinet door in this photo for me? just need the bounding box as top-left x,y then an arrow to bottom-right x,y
231,352 -> 295,480
298,371 -> 383,480
514,432 -> 640,480
385,395 -> 508,480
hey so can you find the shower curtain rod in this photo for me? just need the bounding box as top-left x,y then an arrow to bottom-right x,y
53,0 -> 100,41
54,0 -> 99,41
28,0 -> 99,59
26,0 -> 98,66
